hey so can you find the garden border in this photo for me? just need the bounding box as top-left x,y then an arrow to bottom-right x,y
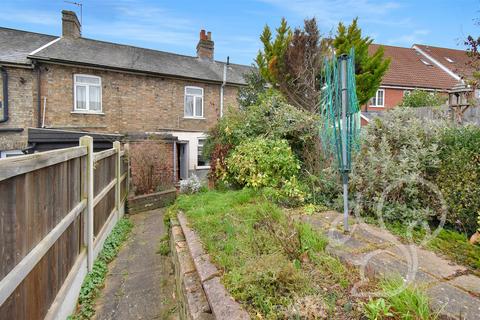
127,188 -> 176,214
170,212 -> 250,320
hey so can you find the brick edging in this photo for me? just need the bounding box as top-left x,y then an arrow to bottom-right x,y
176,211 -> 250,320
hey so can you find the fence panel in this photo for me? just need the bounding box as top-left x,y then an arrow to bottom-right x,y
0,154 -> 84,320
0,137 -> 128,320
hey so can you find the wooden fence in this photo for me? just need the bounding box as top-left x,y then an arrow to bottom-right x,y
0,136 -> 129,320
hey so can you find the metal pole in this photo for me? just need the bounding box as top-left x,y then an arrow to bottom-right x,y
340,55 -> 349,232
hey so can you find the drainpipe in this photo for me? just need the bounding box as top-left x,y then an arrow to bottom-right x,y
36,64 -> 42,127
220,56 -> 229,118
0,67 -> 9,123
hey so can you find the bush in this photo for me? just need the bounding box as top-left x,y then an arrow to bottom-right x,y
351,108 -> 446,223
399,89 -> 446,108
225,138 -> 301,189
179,174 -> 202,194
204,91 -> 319,182
130,140 -> 173,195
435,126 -> 480,234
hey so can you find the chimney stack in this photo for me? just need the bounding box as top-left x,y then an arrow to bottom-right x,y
196,29 -> 214,60
62,10 -> 81,38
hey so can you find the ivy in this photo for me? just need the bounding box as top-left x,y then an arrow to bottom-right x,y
69,218 -> 133,320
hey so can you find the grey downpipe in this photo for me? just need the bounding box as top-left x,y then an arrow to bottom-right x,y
220,56 -> 229,118
0,67 -> 8,123
36,65 -> 42,127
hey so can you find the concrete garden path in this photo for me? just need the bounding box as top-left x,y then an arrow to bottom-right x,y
93,209 -> 179,320
300,211 -> 480,320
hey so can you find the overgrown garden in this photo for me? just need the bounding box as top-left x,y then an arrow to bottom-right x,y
173,16 -> 480,320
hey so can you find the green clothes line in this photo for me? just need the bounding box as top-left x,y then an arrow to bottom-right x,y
320,48 -> 361,231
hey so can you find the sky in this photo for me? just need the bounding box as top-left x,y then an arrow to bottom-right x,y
1,0 -> 479,65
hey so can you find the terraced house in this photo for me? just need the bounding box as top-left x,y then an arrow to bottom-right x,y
0,10 -> 251,179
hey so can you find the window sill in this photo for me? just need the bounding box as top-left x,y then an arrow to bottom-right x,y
197,166 -> 211,170
183,116 -> 205,120
71,111 -> 105,115
369,105 -> 385,108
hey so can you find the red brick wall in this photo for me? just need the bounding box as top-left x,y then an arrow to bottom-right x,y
362,87 -> 405,112
39,64 -> 240,134
0,66 -> 37,150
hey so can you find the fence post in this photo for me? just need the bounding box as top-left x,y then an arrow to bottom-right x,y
113,141 -> 121,218
80,136 -> 94,272
125,142 -> 130,197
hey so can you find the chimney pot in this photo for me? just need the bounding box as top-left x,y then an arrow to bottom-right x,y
197,30 -> 214,60
62,10 -> 81,38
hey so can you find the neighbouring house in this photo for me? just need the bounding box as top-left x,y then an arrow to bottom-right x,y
362,43 -> 477,125
0,10 -> 253,181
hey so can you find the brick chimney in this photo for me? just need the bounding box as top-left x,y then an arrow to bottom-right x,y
196,30 -> 214,60
62,10 -> 81,38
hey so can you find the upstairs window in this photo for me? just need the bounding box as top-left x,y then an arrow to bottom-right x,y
370,89 -> 385,107
197,138 -> 210,167
74,75 -> 102,112
184,86 -> 204,118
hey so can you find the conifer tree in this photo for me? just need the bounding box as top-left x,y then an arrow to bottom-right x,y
333,18 -> 390,105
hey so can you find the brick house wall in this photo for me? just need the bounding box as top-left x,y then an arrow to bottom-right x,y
362,87 -> 405,112
40,63 -> 240,133
0,66 -> 37,152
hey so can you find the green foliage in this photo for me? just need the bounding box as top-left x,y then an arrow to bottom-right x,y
333,18 -> 390,105
174,189 -> 363,319
157,234 -> 170,256
69,218 -> 133,320
205,91 -> 318,184
237,70 -> 267,109
363,277 -> 433,320
351,108 -> 446,224
226,138 -> 300,189
256,18 -> 292,85
435,126 -> 480,234
399,89 -> 446,108
363,298 -> 393,320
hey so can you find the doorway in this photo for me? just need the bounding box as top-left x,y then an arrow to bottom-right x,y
176,142 -> 188,180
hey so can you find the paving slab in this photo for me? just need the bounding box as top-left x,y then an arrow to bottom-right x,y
306,211 -> 480,320
93,210 -> 179,320
428,282 -> 480,320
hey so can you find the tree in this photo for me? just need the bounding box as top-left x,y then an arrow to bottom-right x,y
256,18 -> 327,112
237,70 -> 267,109
333,18 -> 390,105
399,89 -> 446,108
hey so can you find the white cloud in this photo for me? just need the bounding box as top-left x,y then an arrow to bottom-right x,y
1,9 -> 58,26
386,29 -> 430,46
259,0 -> 401,27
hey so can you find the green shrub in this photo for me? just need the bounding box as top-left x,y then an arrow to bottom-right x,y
350,108 -> 446,223
226,138 -> 301,189
205,91 -> 319,182
399,89 -> 446,108
435,126 -> 480,234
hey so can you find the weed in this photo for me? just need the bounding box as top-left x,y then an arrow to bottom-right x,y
68,218 -> 133,320
363,298 -> 393,320
157,234 -> 170,256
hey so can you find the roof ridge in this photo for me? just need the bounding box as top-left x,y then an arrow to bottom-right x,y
0,26 -> 56,39
414,43 -> 468,53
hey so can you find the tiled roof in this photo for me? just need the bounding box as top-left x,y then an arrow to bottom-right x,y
0,27 -> 56,65
0,27 -> 253,85
369,44 -> 457,90
413,44 -> 475,79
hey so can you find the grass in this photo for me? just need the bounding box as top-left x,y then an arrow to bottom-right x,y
68,218 -> 133,320
157,234 -> 170,256
363,277 -> 437,320
174,189 -> 365,319
364,217 -> 480,273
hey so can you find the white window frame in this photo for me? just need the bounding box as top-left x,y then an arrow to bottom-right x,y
196,138 -> 210,169
370,89 -> 385,108
184,86 -> 204,118
73,74 -> 103,113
